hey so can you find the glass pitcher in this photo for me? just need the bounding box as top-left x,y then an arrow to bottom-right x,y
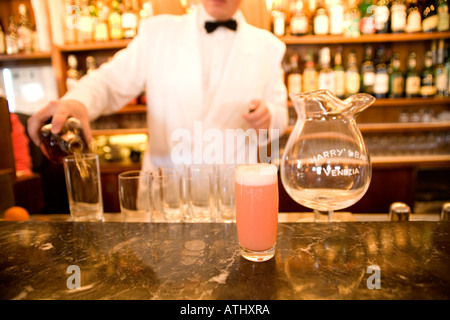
280,90 -> 375,222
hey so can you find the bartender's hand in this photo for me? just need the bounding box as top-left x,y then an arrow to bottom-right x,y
242,99 -> 271,132
27,99 -> 92,146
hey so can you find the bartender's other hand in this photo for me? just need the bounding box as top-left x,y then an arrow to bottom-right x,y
28,99 -> 92,146
242,99 -> 271,132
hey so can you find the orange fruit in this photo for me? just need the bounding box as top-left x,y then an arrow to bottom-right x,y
3,206 -> 30,221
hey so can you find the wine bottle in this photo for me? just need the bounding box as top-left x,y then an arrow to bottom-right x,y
345,50 -> 361,97
420,50 -> 437,97
437,0 -> 450,31
333,47 -> 346,99
360,0 -> 376,34
360,45 -> 375,94
405,51 -> 421,97
373,46 -> 389,98
388,52 -> 404,98
435,39 -> 449,96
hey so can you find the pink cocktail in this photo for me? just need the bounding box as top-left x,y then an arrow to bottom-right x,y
235,164 -> 278,262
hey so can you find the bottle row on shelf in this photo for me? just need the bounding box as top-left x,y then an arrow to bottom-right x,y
284,39 -> 450,98
271,0 -> 450,37
0,4 -> 37,55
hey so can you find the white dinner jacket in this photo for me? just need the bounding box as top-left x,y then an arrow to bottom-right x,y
63,5 -> 288,171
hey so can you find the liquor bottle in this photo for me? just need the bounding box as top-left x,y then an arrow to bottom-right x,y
5,16 -> 19,55
122,0 -> 138,39
318,47 -> 335,92
94,0 -> 110,42
422,0 -> 438,32
78,0 -> 94,42
375,0 -> 391,33
314,0 -> 330,35
373,46 -> 389,98
333,47 -> 346,98
270,1 -> 286,36
0,22 -> 5,54
39,117 -> 89,163
66,54 -> 80,91
360,45 -> 375,94
329,0 -> 345,35
405,0 -> 422,32
289,0 -> 309,36
64,0 -> 79,44
405,51 -> 421,97
303,50 -> 318,92
287,53 -> 302,94
344,0 -> 361,37
86,56 -> 97,75
345,50 -> 361,97
391,0 -> 407,32
109,0 -> 123,40
388,52 -> 404,98
420,50 -> 437,97
435,39 -> 449,96
437,0 -> 450,31
17,4 -> 34,53
360,0 -> 376,34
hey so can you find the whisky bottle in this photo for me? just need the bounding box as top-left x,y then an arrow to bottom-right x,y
122,0 -> 138,39
422,0 -> 439,32
373,46 -> 389,98
375,0 -> 391,33
360,45 -> 375,94
303,50 -> 318,92
360,0 -> 376,34
345,50 -> 361,97
66,54 -> 80,91
287,53 -> 302,94
17,4 -> 34,52
388,52 -> 404,98
0,22 -> 6,54
405,51 -> 421,97
405,0 -> 422,32
391,0 -> 407,32
435,39 -> 449,96
437,0 -> 450,31
329,0 -> 345,35
109,0 -> 123,40
420,50 -> 437,97
314,0 -> 330,35
289,0 -> 309,36
344,0 -> 361,37
333,47 -> 346,99
39,117 -> 89,163
318,47 -> 335,92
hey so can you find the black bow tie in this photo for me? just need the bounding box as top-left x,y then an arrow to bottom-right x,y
205,19 -> 237,33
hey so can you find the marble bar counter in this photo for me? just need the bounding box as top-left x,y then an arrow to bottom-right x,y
0,220 -> 449,300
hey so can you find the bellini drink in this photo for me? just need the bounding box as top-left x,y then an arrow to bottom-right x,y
235,163 -> 278,262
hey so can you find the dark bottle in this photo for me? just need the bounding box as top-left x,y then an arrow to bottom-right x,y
422,0 -> 438,32
373,46 -> 389,98
39,117 -> 89,163
420,50 -> 437,97
360,45 -> 375,94
388,52 -> 404,98
405,51 -> 421,97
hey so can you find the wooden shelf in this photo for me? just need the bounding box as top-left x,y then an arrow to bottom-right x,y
288,97 -> 450,108
55,39 -> 132,52
371,155 -> 450,168
284,121 -> 450,134
115,104 -> 147,114
0,52 -> 52,62
281,31 -> 450,45
91,128 -> 148,136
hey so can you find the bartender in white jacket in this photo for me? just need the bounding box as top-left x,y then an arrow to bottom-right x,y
28,0 -> 288,171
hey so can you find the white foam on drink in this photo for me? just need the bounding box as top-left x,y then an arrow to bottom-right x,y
235,163 -> 278,186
